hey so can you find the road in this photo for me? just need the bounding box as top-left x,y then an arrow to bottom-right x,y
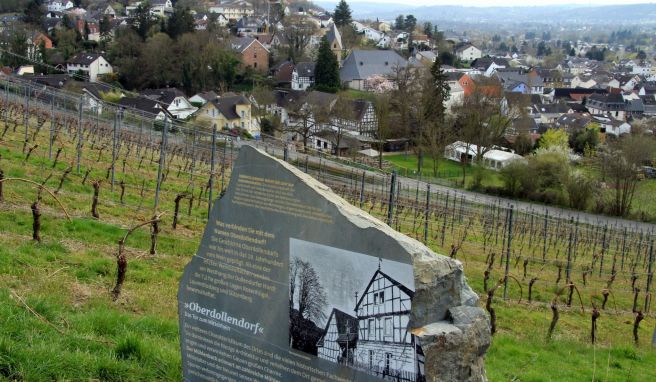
249,141 -> 656,233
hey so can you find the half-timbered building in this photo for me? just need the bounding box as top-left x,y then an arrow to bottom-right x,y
317,309 -> 358,364
352,269 -> 424,381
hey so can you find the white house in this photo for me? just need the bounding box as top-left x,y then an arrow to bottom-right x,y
444,141 -> 523,170
47,0 -> 73,12
149,0 -> 174,17
317,309 -> 358,363
455,43 -> 482,62
291,62 -> 315,91
141,88 -> 198,119
362,27 -> 384,42
66,53 -> 113,82
208,0 -> 254,20
352,269 -> 424,381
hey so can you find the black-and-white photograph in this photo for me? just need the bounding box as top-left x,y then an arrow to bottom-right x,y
289,238 -> 425,382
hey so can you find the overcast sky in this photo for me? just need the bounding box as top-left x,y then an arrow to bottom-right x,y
342,0 -> 656,6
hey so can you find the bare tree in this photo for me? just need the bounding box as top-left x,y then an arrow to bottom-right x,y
279,15 -> 318,63
453,78 -> 515,186
598,135 -> 655,216
286,101 -> 318,153
374,94 -> 392,169
326,95 -> 356,157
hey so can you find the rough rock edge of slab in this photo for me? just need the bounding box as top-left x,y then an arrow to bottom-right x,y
247,146 -> 490,381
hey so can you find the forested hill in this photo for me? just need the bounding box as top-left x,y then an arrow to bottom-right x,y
316,2 -> 656,25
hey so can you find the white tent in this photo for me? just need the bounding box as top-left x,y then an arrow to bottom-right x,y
358,148 -> 380,157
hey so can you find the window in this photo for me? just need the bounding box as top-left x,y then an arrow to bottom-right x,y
374,291 -> 385,304
368,319 -> 375,337
384,317 -> 392,337
369,350 -> 374,368
254,62 -> 257,68
241,110 -> 245,118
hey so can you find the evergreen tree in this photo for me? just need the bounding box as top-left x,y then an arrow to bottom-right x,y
133,3 -> 156,40
84,21 -> 90,40
404,15 -> 417,33
394,15 -> 404,30
314,36 -> 340,93
23,0 -> 44,26
422,58 -> 450,123
333,0 -> 352,28
167,6 -> 195,39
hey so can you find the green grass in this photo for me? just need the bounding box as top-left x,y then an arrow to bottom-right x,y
1,111 -> 655,380
385,153 -> 503,188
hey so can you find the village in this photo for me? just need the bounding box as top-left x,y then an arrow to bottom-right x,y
1,0 -> 656,218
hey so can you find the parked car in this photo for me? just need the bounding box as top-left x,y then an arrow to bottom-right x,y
643,166 -> 656,179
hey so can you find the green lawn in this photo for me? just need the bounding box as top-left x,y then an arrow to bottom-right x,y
385,153 -> 503,188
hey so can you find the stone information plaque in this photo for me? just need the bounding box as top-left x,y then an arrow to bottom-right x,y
178,146 -> 490,382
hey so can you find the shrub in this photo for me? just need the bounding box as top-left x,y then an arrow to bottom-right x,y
500,160 -> 529,197
565,170 -> 597,210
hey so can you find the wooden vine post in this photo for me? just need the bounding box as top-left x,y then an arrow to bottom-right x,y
0,178 -> 71,242
173,193 -> 187,229
111,213 -> 163,301
91,180 -> 101,219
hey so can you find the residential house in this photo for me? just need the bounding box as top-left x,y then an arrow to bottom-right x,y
472,57 -> 509,73
416,51 -> 437,65
317,309 -> 358,363
454,43 -> 482,62
592,115 -> 631,137
312,130 -> 366,156
495,70 -> 544,95
362,27 -> 384,43
236,16 -> 264,35
103,5 -> 117,19
586,93 -> 626,120
118,96 -> 174,120
231,37 -> 269,72
149,0 -> 174,17
208,0 -> 254,20
339,50 -> 408,91
196,94 -> 259,137
189,91 -> 219,106
47,0 -> 73,12
81,82 -> 123,114
555,113 -> 593,133
352,269 -> 424,381
66,52 -> 112,82
141,88 -> 197,119
271,61 -> 294,86
26,32 -> 53,62
291,62 -> 315,91
640,96 -> 656,116
331,99 -> 378,137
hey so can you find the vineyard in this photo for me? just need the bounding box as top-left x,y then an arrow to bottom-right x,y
0,76 -> 655,381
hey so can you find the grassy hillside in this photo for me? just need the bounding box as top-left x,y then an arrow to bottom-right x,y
1,105 -> 655,381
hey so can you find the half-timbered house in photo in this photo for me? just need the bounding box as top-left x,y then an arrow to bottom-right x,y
352,269 -> 424,381
317,308 -> 358,364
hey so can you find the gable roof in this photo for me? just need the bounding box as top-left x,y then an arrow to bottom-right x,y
294,62 -> 315,78
316,308 -> 357,347
117,96 -> 173,118
355,269 -> 414,311
68,52 -> 103,65
141,88 -> 188,106
208,94 -> 250,120
231,37 -> 269,53
340,50 -> 407,82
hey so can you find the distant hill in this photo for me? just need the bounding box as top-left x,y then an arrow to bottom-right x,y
315,2 -> 656,25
